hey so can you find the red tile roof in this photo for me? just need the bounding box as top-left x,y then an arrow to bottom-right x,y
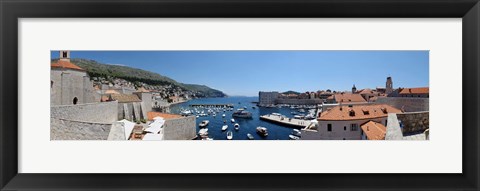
358,88 -> 373,95
360,121 -> 386,140
147,112 -> 182,121
51,60 -> 85,71
399,87 -> 429,94
327,93 -> 367,103
319,104 -> 402,121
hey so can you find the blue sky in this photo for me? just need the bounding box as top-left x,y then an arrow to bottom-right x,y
51,50 -> 429,96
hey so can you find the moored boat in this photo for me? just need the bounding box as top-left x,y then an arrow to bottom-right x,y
222,125 -> 228,131
247,133 -> 254,140
231,118 -> 235,123
232,109 -> 253,118
234,123 -> 240,131
256,126 -> 268,137
289,135 -> 300,140
199,120 -> 209,128
227,131 -> 233,140
291,129 -> 302,137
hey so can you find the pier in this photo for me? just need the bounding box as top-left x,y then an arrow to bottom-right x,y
260,114 -> 312,128
189,104 -> 234,108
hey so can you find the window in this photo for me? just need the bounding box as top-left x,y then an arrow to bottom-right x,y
51,81 -> 54,88
73,97 -> 78,105
344,126 -> 346,131
327,124 -> 332,132
62,51 -> 68,58
350,124 -> 358,131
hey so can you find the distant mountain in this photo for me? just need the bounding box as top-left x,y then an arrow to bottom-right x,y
52,58 -> 227,97
282,90 -> 301,95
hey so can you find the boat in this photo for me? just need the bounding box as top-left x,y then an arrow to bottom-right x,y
212,113 -> 216,117
289,135 -> 300,140
224,120 -> 226,123
199,120 -> 209,128
291,129 -> 302,137
243,106 -> 247,109
198,128 -> 208,136
256,126 -> 268,137
227,131 -> 233,140
231,118 -> 235,123
222,125 -> 228,131
234,123 -> 240,131
232,109 -> 253,118
252,106 -> 256,109
247,133 -> 254,140
222,114 -> 226,118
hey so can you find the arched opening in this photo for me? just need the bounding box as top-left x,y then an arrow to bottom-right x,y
51,81 -> 54,88
73,97 -> 78,105
62,51 -> 68,58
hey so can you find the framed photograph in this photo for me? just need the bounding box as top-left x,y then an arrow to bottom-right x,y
1,0 -> 479,190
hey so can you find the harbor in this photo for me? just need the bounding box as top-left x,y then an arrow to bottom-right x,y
170,96 -> 313,140
189,103 -> 234,108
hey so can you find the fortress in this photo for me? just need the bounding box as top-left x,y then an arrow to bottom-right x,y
50,51 -> 195,140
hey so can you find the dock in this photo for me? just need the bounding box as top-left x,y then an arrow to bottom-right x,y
259,114 -> 311,128
189,104 -> 234,108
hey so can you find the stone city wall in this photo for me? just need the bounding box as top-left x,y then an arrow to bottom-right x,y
162,116 -> 196,140
375,97 -> 429,112
397,111 -> 429,134
50,118 -> 111,140
51,101 -> 118,123
275,98 -> 323,105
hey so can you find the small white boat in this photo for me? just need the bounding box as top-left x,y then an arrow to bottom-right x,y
222,125 -> 228,131
234,123 -> 240,131
247,133 -> 254,140
222,114 -> 226,118
231,118 -> 235,123
227,131 -> 233,140
289,135 -> 300,140
199,120 -> 209,128
256,126 -> 268,137
292,129 -> 302,137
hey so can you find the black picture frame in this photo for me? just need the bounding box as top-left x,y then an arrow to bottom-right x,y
1,0 -> 479,190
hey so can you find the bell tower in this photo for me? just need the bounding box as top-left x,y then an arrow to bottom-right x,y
352,84 -> 357,94
59,50 -> 70,62
386,76 -> 393,94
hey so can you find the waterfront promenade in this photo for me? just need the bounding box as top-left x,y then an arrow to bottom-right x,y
260,114 -> 311,128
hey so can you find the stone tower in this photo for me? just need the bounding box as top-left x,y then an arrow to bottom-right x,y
386,76 -> 393,94
59,50 -> 70,61
352,84 -> 357,94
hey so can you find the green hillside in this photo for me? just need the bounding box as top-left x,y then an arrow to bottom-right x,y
52,58 -> 226,97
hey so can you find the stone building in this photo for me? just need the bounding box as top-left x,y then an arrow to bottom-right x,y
386,76 -> 393,94
258,91 -> 279,106
301,104 -> 402,140
51,50 -> 99,106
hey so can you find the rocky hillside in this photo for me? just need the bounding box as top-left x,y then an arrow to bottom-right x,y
53,58 -> 227,98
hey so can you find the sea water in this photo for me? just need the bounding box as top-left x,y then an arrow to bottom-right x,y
170,96 -> 309,140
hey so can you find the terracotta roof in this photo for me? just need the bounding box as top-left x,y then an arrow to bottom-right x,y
399,87 -> 429,94
327,93 -> 367,103
361,121 -> 386,140
319,104 -> 402,121
51,60 -> 85,71
358,89 -> 373,95
105,89 -> 120,94
147,112 -> 182,121
110,94 -> 141,103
